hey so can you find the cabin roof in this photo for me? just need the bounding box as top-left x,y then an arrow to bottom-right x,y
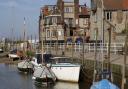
103,0 -> 128,10
51,57 -> 70,59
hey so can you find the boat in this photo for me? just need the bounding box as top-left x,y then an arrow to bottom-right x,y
50,57 -> 81,82
0,48 -> 3,53
31,53 -> 80,83
31,57 -> 56,83
90,79 -> 119,89
8,49 -> 19,59
17,59 -> 33,73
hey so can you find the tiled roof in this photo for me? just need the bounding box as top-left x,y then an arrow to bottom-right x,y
79,6 -> 90,15
103,0 -> 128,10
123,0 -> 128,9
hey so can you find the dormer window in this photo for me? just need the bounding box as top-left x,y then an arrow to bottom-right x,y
106,12 -> 112,21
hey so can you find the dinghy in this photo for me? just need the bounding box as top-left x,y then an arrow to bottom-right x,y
17,59 -> 33,73
31,58 -> 56,83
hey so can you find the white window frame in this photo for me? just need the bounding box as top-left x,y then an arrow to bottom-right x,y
64,7 -> 73,13
52,17 -> 57,24
106,11 -> 112,21
46,30 -> 50,38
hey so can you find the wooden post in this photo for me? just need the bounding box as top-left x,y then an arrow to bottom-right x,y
121,31 -> 128,89
71,30 -> 75,62
93,28 -> 98,82
107,27 -> 111,76
82,27 -> 86,65
50,28 -> 52,54
56,26 -> 58,55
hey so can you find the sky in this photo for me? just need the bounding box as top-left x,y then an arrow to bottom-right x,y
0,0 -> 90,39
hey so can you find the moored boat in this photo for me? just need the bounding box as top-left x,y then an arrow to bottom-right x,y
31,58 -> 56,83
17,60 -> 33,73
32,65 -> 56,83
50,57 -> 81,82
32,53 -> 81,83
90,79 -> 119,89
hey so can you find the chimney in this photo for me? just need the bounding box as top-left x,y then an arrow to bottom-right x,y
74,0 -> 79,18
57,0 -> 64,24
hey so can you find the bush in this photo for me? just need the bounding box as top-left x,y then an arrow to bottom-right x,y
26,50 -> 35,58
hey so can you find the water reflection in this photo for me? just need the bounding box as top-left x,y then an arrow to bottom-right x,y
54,82 -> 79,89
0,64 -> 89,89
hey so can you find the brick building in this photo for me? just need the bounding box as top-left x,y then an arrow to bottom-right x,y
39,0 -> 90,44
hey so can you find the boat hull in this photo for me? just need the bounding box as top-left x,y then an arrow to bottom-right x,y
51,64 -> 81,82
34,77 -> 55,83
17,60 -> 33,73
17,67 -> 33,73
8,54 -> 19,59
33,66 -> 56,83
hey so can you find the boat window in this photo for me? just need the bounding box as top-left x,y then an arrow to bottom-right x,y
35,54 -> 42,64
10,49 -> 17,54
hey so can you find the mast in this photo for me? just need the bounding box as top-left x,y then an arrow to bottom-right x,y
10,4 -> 15,50
23,17 -> 27,53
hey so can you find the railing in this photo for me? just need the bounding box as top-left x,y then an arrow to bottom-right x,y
0,42 -> 124,55
44,43 -> 124,54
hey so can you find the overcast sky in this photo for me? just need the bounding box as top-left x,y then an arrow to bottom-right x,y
0,0 -> 90,39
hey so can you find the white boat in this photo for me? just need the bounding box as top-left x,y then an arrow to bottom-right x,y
17,60 -> 33,73
32,54 -> 81,83
8,49 -> 19,59
9,54 -> 19,59
0,48 -> 3,53
50,57 -> 81,82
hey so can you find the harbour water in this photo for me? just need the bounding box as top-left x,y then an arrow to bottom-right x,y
0,64 -> 90,89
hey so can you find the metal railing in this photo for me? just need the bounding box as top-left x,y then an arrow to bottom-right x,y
44,43 -> 124,54
0,42 -> 124,55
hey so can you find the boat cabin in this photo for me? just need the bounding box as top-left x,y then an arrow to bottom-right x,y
50,57 -> 72,64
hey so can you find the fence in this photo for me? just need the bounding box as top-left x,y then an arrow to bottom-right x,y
44,43 -> 124,54
0,42 -> 124,55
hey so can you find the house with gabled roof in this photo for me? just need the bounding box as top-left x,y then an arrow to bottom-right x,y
90,0 -> 128,42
